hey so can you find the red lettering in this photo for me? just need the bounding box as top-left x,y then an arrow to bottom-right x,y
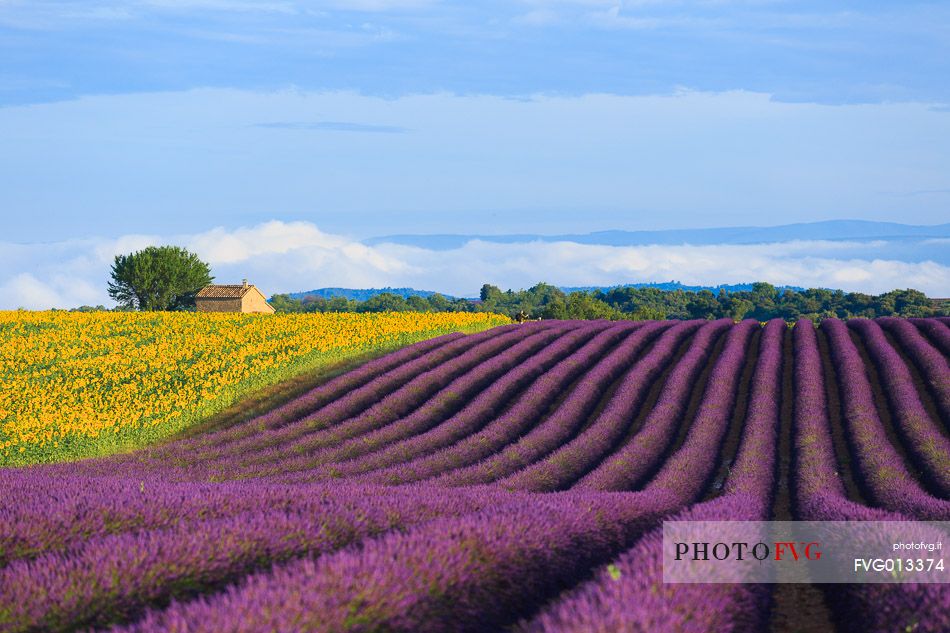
774,542 -> 799,561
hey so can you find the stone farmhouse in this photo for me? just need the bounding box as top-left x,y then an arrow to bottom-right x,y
195,280 -> 275,314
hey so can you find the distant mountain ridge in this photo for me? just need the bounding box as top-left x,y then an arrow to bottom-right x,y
364,219 -> 950,251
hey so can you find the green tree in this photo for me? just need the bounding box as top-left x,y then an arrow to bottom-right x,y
406,295 -> 431,311
540,297 -> 569,320
526,282 -> 565,308
108,246 -> 213,311
479,284 -> 503,303
686,290 -> 721,319
726,296 -> 754,321
357,293 -> 409,312
427,293 -> 453,311
882,289 -> 934,317
563,292 -> 623,320
747,282 -> 778,320
269,294 -> 304,313
842,292 -> 875,318
630,306 -> 667,321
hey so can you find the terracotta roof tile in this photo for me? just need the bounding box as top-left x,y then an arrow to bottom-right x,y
195,284 -> 252,299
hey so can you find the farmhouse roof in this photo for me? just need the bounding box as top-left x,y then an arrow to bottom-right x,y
196,284 -> 255,299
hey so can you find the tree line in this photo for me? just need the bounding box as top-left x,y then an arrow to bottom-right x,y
270,283 -> 947,321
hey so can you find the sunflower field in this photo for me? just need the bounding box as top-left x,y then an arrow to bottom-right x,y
0,310 -> 509,466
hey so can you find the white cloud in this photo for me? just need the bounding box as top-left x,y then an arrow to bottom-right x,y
1,221 -> 947,309
0,274 -> 61,309
187,221 -> 349,264
371,238 -> 950,296
185,221 -> 409,280
0,273 -> 102,310
93,234 -> 162,264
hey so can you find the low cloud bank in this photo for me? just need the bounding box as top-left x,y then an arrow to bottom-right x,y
1,220 -> 947,309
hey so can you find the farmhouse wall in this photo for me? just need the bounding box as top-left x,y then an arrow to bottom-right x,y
241,291 -> 275,314
196,298 -> 243,313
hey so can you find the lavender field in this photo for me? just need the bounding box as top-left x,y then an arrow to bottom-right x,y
3,318 -> 949,632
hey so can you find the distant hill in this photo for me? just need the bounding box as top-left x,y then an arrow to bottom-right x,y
287,287 -> 457,301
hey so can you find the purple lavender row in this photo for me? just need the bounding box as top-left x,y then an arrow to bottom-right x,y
520,319 -> 785,633
232,325 -> 572,481
520,494 -> 770,633
115,491 -> 679,633
876,317 -> 950,424
268,322 -> 758,630
821,319 -> 950,519
721,318 -> 784,501
571,318 -> 734,491
909,317 -> 950,357
633,319 -> 758,500
0,471 -> 507,568
527,321 -> 942,633
432,321 -> 672,487
167,323 -> 534,466
792,320 -> 895,519
167,324 -> 549,467
496,320 -> 703,492
146,330 -> 470,456
352,323 -> 638,485
267,323 -> 607,485
0,485 -> 513,633
205,325 -> 575,481
0,474 -> 304,568
792,322 -> 950,633
112,324 -> 764,633
847,318 -> 950,494
794,320 -> 948,516
225,324 -> 552,465
0,467 -> 515,557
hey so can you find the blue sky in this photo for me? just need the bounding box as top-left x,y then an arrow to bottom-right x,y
3,1 -> 949,106
0,1 -> 948,305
